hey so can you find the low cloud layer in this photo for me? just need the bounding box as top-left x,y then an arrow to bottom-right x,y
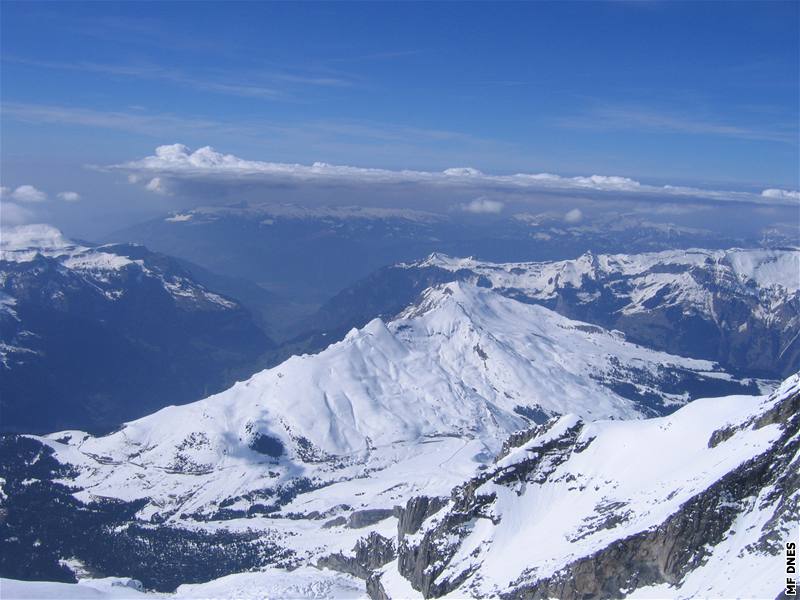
1,185 -> 82,227
461,197 -> 504,214
1,184 -> 48,203
762,188 -> 800,201
0,202 -> 35,226
108,144 -> 800,207
57,191 -> 81,202
564,208 -> 583,223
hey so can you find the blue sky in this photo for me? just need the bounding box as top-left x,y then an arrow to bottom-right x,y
1,1 -> 798,234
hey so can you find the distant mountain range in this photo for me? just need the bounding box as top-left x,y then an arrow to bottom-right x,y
0,225 -> 273,433
109,203 -> 751,317
304,247 -> 800,380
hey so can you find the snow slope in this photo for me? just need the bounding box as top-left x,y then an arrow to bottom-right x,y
3,271 -> 795,598
8,373 -> 797,599
39,282 -> 738,523
1,567 -> 365,599
375,373 -> 800,599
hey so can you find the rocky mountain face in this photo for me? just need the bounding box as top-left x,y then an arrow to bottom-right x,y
368,374 -> 800,599
0,225 -> 273,433
309,248 -> 800,380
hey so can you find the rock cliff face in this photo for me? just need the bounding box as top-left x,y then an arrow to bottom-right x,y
318,532 -> 396,580
368,374 -> 800,599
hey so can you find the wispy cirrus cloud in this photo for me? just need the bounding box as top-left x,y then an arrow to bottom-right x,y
555,104 -> 798,144
1,102 -> 244,137
4,56 -> 351,101
0,103 -> 515,168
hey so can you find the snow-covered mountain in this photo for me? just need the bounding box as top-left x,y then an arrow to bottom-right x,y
0,224 -> 273,433
1,244 -> 794,598
0,277 -> 762,593
37,282 -> 749,517
308,248 -> 800,379
414,249 -> 800,379
3,369 -> 797,599
373,373 -> 800,600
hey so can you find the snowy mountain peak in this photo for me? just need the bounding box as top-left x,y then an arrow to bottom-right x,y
36,279 -> 752,524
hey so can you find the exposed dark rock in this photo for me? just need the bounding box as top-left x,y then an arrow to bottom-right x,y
708,425 -> 737,448
322,516 -> 347,529
248,433 -> 285,458
495,421 -> 553,461
318,532 -> 396,580
395,496 -> 449,540
348,509 -> 395,529
366,571 -> 391,600
512,405 -> 553,425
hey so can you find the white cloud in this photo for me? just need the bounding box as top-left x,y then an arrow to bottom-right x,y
761,188 -> 800,201
57,191 -> 81,202
144,177 -> 169,195
460,197 -> 504,214
1,184 -> 47,203
0,223 -> 68,249
0,202 -> 35,226
105,144 -> 800,206
564,208 -> 583,223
